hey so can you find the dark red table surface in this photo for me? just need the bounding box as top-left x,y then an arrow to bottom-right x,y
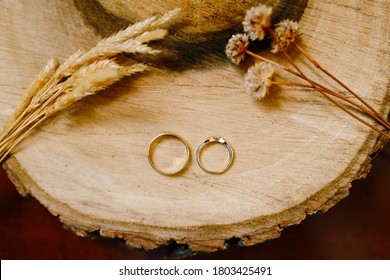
1,143 -> 389,260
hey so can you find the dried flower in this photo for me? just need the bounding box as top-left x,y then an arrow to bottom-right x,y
271,19 -> 300,53
225,33 -> 250,65
244,62 -> 275,100
242,5 -> 272,41
228,5 -> 390,138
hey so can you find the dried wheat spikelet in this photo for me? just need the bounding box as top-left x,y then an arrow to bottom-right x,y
1,59 -> 60,134
0,8 -> 181,163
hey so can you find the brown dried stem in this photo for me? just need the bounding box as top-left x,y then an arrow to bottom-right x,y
271,81 -> 312,87
246,50 -> 389,132
292,41 -> 390,129
266,27 -> 390,139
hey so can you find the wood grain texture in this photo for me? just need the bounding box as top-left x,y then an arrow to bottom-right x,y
0,0 -> 388,252
1,144 -> 389,259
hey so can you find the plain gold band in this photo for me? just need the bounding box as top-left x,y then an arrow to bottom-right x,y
196,136 -> 234,174
148,133 -> 191,175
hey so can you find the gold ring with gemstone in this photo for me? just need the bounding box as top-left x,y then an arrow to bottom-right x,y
196,136 -> 234,174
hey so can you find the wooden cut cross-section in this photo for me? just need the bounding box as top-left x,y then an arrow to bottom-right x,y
0,0 -> 388,252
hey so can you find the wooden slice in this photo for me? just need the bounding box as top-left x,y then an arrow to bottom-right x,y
0,0 -> 388,252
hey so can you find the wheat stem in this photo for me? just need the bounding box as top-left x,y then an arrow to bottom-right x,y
0,115 -> 46,163
0,62 -> 144,152
0,59 -> 60,142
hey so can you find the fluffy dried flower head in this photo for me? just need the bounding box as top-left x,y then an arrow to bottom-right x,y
271,19 -> 300,53
244,62 -> 275,100
225,33 -> 250,65
243,5 -> 273,41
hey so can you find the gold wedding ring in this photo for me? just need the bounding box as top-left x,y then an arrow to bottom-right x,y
196,136 -> 234,174
148,133 -> 191,175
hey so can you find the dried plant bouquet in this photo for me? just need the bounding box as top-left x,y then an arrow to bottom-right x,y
226,5 -> 390,139
0,8 -> 181,164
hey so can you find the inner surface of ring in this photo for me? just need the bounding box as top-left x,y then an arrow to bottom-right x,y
149,134 -> 189,174
197,140 -> 233,174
